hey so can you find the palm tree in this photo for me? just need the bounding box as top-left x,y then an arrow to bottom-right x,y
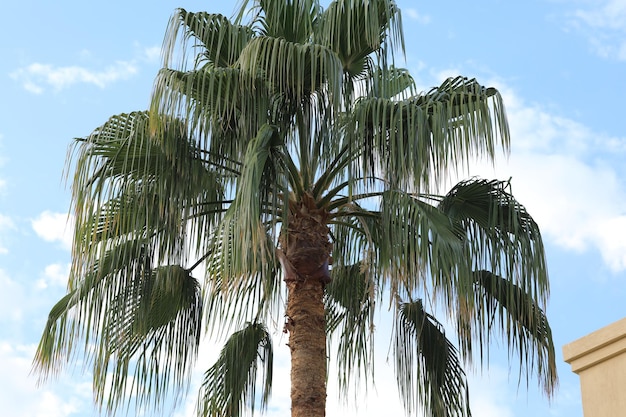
34,1 -> 557,417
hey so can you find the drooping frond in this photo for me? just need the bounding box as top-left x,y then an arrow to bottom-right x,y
435,178 -> 555,392
438,178 -> 549,302
163,9 -> 255,68
34,110 -> 223,413
368,66 -> 416,99
318,0 -> 403,76
204,242 -> 281,336
70,111 -> 223,264
34,237 -> 152,378
36,261 -> 203,415
33,291 -> 77,377
256,0 -> 321,43
151,65 -> 271,164
92,265 -> 202,413
205,124 -> 284,287
197,322 -> 273,417
325,263 -> 376,392
349,77 -> 510,190
394,300 -> 471,417
237,35 -> 343,107
379,190 -> 465,294
469,270 -> 557,395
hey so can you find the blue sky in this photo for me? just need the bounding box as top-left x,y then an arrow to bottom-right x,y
2,0 -> 625,416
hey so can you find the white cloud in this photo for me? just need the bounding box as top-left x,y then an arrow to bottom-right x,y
10,61 -> 138,94
31,211 -> 73,250
593,215 -> 626,271
404,8 -> 431,25
35,263 -> 71,290
422,72 -> 626,273
0,269 -> 25,321
0,213 -> 14,254
0,342 -> 89,417
467,82 -> 626,273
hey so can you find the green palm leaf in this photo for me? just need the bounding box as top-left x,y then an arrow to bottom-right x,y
206,124 -> 285,286
325,263 -> 376,391
164,9 -> 254,68
438,178 -> 549,302
379,190 -> 465,293
469,270 -> 557,395
395,300 -> 471,417
254,0 -> 320,43
368,66 -> 416,99
318,0 -> 403,76
197,322 -> 273,417
238,35 -> 343,106
93,265 -> 202,413
203,228 -> 280,338
349,77 -> 509,190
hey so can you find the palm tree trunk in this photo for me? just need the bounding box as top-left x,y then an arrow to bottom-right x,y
286,279 -> 326,417
281,193 -> 332,417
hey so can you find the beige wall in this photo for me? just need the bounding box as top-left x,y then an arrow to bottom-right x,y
563,317 -> 626,417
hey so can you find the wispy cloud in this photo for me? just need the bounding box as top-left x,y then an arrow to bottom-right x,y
0,214 -> 15,255
0,341 -> 90,417
10,61 -> 138,94
573,0 -> 626,31
568,0 -> 626,60
0,270 -> 24,321
404,8 -> 431,25
0,133 -> 7,196
10,45 -> 160,94
142,45 -> 162,63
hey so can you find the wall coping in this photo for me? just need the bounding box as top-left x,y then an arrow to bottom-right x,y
563,317 -> 626,374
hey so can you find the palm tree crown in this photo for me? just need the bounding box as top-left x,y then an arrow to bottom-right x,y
34,1 -> 557,416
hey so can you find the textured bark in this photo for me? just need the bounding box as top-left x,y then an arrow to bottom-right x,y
280,193 -> 332,417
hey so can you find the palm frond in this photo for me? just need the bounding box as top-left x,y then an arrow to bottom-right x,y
34,237 -> 153,380
466,270 -> 557,395
36,260 -> 203,415
92,265 -> 202,413
379,190 -> 465,295
435,178 -> 555,393
203,228 -> 280,338
238,36 -> 343,107
325,263 -> 377,392
34,109 -> 224,413
394,300 -> 471,417
368,66 -> 416,99
318,0 -> 403,76
33,291 -> 77,378
256,0 -> 320,43
438,178 -> 549,303
197,322 -> 273,417
164,9 -> 254,68
349,77 -> 509,190
70,111 -> 223,265
206,124 -> 285,284
151,65 -> 273,163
